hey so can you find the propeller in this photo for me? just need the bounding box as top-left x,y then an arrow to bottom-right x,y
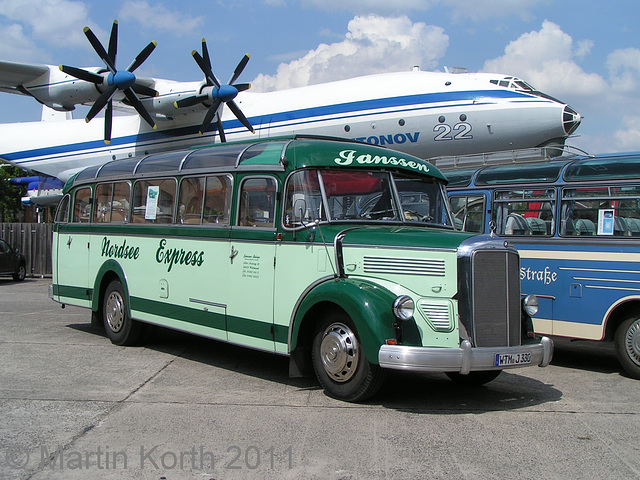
59,20 -> 158,144
174,38 -> 254,141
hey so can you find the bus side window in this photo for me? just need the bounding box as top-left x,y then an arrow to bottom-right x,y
449,195 -> 484,233
132,179 -> 176,224
178,177 -> 205,224
203,175 -> 232,225
238,177 -> 277,228
72,187 -> 92,223
562,185 -> 640,237
94,183 -> 113,223
111,182 -> 130,223
495,189 -> 555,236
55,194 -> 71,223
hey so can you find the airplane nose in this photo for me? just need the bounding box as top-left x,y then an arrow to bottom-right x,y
563,105 -> 581,135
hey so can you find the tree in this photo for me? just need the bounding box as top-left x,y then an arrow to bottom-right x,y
0,164 -> 26,222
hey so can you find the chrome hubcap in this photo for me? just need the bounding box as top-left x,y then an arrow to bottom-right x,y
320,322 -> 359,382
625,319 -> 640,367
105,291 -> 125,333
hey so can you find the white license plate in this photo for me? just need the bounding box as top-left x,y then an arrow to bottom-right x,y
495,352 -> 532,366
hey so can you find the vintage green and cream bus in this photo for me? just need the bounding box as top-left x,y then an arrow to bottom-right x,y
50,136 -> 552,401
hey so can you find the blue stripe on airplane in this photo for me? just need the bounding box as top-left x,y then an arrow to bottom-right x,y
5,89 -> 546,164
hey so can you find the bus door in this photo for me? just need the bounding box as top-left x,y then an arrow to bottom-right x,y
448,191 -> 489,233
227,176 -> 279,352
56,187 -> 93,307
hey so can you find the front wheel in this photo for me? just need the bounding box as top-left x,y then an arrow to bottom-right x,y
446,370 -> 502,386
311,313 -> 384,402
614,314 -> 640,379
103,279 -> 141,346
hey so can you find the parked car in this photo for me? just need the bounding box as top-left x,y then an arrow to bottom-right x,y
0,238 -> 26,281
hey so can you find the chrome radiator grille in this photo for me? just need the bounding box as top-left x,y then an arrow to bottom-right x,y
457,238 -> 522,348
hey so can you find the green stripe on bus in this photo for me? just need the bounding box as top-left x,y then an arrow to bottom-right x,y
53,284 -> 92,300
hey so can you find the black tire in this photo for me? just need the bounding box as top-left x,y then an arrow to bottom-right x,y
103,279 -> 141,346
12,263 -> 25,281
311,313 -> 385,402
614,314 -> 640,379
446,370 -> 502,386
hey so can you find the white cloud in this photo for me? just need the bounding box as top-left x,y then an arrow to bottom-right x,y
607,47 -> 640,93
252,15 -> 448,91
118,1 -> 204,36
0,0 -> 96,48
481,20 -> 607,98
612,115 -> 640,151
0,23 -> 41,61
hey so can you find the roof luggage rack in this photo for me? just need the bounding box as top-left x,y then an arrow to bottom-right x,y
428,145 -> 590,170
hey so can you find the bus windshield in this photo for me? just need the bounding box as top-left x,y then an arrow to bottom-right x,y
285,169 -> 453,228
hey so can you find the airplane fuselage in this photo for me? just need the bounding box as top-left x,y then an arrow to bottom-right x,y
0,70 -> 580,180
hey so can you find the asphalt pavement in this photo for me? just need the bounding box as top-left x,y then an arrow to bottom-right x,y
1,277 -> 639,480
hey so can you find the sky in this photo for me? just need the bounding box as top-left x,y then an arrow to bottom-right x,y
0,0 -> 639,155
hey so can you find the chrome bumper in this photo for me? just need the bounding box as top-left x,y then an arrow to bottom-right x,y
378,337 -> 553,374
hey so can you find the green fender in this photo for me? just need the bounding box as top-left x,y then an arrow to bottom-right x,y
290,277 -> 399,364
91,260 -> 130,316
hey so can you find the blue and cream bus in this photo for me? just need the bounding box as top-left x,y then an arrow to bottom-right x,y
444,150 -> 640,379
50,136 -> 551,402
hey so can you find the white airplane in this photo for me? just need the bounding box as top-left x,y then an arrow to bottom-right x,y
0,21 -> 581,204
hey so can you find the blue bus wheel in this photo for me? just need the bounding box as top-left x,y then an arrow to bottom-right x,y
614,315 -> 640,380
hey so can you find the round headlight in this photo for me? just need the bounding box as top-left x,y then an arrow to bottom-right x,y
522,294 -> 539,316
393,295 -> 415,321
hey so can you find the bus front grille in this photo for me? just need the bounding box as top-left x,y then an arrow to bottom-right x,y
457,238 -> 522,348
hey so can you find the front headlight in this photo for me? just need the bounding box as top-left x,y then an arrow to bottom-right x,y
393,295 -> 415,321
522,294 -> 539,317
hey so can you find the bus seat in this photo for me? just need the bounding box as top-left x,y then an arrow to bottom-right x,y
614,217 -> 628,236
625,217 -> 640,236
505,214 -> 530,235
526,217 -> 547,235
574,218 -> 595,235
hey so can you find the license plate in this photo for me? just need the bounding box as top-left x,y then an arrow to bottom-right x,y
495,352 -> 532,366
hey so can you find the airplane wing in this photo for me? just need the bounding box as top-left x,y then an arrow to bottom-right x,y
0,60 -> 50,96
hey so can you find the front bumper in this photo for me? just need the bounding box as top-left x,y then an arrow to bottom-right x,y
378,336 -> 553,374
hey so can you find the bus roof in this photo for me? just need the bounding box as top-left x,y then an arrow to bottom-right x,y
66,136 -> 446,189
445,152 -> 640,188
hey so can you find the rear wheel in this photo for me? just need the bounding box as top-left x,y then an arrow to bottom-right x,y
12,263 -> 25,281
614,314 -> 640,379
103,279 -> 141,346
311,313 -> 384,402
446,370 -> 502,386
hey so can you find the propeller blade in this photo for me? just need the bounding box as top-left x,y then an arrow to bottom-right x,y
123,88 -> 156,129
216,118 -> 226,143
201,38 -> 211,71
233,83 -> 251,93
104,99 -> 113,144
192,50 -> 220,88
131,83 -> 159,98
199,98 -> 222,135
228,100 -> 254,133
59,65 -> 103,84
127,41 -> 157,73
228,54 -> 250,85
107,20 -> 118,68
86,84 -> 117,122
174,94 -> 207,109
83,26 -> 116,72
